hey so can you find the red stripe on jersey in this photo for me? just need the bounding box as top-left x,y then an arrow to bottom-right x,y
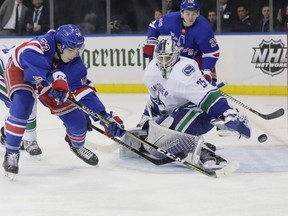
73,86 -> 95,97
15,41 -> 41,56
213,52 -> 220,58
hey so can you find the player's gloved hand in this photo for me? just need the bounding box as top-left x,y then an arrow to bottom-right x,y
100,111 -> 125,137
47,71 -> 69,105
143,38 -> 158,60
202,69 -> 213,84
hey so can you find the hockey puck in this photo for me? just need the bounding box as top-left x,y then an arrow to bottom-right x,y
258,134 -> 268,143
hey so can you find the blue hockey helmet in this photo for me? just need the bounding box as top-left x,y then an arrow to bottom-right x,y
154,37 -> 180,78
55,24 -> 84,52
180,0 -> 200,11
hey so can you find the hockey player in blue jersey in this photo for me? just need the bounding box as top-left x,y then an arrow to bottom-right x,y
130,38 -> 250,170
2,24 -> 125,179
0,44 -> 42,157
143,0 -> 219,85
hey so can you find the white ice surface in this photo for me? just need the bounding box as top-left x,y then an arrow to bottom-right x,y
0,94 -> 287,216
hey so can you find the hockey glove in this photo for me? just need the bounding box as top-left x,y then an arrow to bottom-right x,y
47,71 -> 69,105
100,111 -> 125,137
143,38 -> 158,60
202,69 -> 213,83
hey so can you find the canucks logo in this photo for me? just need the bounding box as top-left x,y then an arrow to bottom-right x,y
182,64 -> 195,76
251,39 -> 287,76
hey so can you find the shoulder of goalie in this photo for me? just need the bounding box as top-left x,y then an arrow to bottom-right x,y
211,108 -> 251,138
120,117 -> 204,168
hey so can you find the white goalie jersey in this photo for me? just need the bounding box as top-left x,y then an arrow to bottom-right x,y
144,56 -> 220,114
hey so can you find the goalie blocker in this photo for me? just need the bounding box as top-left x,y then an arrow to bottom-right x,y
120,118 -> 228,171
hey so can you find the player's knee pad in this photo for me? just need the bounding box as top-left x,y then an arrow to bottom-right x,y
10,90 -> 35,119
170,109 -> 214,135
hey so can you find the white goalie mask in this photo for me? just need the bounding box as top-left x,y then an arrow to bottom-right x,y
154,38 -> 180,79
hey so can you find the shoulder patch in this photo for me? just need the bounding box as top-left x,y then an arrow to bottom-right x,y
182,65 -> 195,76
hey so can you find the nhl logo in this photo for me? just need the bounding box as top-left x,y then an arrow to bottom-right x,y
251,39 -> 287,76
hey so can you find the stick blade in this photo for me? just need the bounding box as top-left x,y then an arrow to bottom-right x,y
261,108 -> 285,120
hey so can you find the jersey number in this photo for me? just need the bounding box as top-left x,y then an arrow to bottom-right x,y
196,78 -> 208,88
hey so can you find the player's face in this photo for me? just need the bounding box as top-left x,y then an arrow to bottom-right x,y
182,10 -> 198,27
60,47 -> 81,63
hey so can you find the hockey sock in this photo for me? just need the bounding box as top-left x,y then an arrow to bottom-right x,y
6,91 -> 35,153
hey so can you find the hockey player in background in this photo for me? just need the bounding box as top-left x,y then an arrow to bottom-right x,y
0,44 -> 42,157
143,0 -> 219,85
2,24 -> 125,179
129,38 -> 250,170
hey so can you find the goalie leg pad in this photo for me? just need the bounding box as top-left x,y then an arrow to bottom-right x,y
119,128 -> 148,159
144,120 -> 201,160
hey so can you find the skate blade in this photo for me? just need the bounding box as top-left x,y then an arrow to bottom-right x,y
5,172 -> 16,181
215,161 -> 240,178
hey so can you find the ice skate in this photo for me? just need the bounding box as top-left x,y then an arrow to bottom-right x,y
65,135 -> 99,166
21,140 -> 42,159
3,152 -> 20,180
200,148 -> 227,171
0,127 -> 6,146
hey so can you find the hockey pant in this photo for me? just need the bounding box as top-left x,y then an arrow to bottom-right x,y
158,108 -> 215,136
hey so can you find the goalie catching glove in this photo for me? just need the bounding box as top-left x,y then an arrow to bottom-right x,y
100,111 -> 125,137
46,70 -> 69,105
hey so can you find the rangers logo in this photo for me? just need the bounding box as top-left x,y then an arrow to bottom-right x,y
251,39 -> 287,76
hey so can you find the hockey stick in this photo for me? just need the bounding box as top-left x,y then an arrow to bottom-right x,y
68,97 -> 239,178
217,82 -> 285,120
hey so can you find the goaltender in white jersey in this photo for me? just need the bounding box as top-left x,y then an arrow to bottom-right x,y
121,37 -> 251,171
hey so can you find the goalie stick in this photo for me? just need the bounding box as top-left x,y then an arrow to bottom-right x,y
217,82 -> 285,120
68,97 -> 239,178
